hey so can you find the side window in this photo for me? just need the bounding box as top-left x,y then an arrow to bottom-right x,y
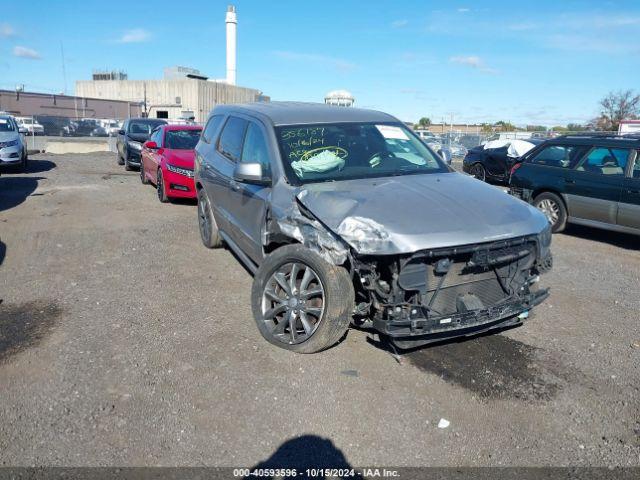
576,147 -> 628,176
217,116 -> 247,162
241,122 -> 270,169
528,145 -> 581,169
150,128 -> 162,146
202,115 -> 224,144
633,152 -> 640,179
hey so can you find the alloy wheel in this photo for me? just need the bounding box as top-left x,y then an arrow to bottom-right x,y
157,171 -> 165,202
471,164 -> 485,181
261,262 -> 325,345
198,195 -> 211,245
537,199 -> 560,226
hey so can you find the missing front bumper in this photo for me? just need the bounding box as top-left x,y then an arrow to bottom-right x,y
373,288 -> 549,341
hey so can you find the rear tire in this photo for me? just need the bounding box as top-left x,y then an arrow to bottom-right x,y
197,189 -> 223,248
470,163 -> 486,182
251,244 -> 354,354
533,192 -> 567,233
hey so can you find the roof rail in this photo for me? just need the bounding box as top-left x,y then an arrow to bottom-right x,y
553,131 -> 640,141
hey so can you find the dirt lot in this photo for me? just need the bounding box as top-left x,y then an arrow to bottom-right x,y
0,152 -> 639,467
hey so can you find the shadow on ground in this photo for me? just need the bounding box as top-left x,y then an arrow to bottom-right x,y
0,177 -> 44,212
250,435 -> 353,479
562,224 -> 639,250
0,239 -> 5,266
0,158 -> 57,175
0,300 -> 62,363
368,326 -> 566,401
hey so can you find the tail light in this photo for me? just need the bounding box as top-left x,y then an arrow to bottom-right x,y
510,162 -> 523,177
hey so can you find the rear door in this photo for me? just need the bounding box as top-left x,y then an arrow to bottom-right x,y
618,150 -> 640,231
565,146 -> 629,224
228,120 -> 273,263
196,114 -> 227,225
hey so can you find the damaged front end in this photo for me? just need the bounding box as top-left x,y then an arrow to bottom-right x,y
352,234 -> 552,349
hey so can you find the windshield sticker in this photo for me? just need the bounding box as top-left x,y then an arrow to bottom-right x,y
375,125 -> 408,140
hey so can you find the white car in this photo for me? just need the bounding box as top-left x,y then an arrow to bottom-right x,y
0,115 -> 29,171
15,116 -> 44,136
414,129 -> 442,151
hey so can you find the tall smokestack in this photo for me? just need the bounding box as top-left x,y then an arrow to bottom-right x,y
226,5 -> 237,85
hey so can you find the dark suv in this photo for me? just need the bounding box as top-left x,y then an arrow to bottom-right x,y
116,118 -> 167,170
510,134 -> 640,235
194,102 -> 552,353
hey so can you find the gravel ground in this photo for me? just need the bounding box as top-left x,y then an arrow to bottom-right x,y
0,152 -> 638,467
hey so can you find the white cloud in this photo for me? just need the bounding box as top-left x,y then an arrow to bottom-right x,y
272,50 -> 355,72
391,19 -> 408,28
449,55 -> 496,73
13,46 -> 41,60
0,23 -> 16,37
117,29 -> 151,43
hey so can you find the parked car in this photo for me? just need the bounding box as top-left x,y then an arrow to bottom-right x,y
194,102 -> 552,353
448,142 -> 468,158
103,120 -> 122,137
116,118 -> 167,170
463,139 -> 542,183
482,132 -> 534,144
0,115 -> 28,171
35,116 -> 75,136
140,124 -> 202,202
509,134 -> 640,235
15,116 -> 44,136
73,119 -> 101,136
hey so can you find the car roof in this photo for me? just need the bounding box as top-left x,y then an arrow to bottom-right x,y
212,101 -> 398,126
542,133 -> 640,148
128,118 -> 167,123
160,124 -> 202,131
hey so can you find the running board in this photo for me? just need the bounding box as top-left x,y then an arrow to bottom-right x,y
219,231 -> 259,275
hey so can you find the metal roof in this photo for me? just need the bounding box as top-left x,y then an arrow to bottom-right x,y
212,101 -> 397,126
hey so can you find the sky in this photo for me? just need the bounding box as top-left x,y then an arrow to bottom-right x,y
1,0 -> 639,126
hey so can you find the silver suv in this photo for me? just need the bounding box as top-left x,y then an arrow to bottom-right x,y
0,115 -> 28,171
194,103 -> 552,353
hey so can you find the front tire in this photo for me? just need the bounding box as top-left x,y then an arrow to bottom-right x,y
124,156 -> 133,171
156,169 -> 168,203
197,188 -> 223,248
251,245 -> 354,354
117,153 -> 125,166
533,192 -> 567,233
140,160 -> 148,184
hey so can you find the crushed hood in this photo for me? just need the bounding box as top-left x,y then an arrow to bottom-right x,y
297,172 -> 548,255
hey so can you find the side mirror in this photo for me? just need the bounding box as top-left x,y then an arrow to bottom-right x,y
234,162 -> 270,185
143,141 -> 158,149
18,127 -> 28,134
118,129 -> 125,135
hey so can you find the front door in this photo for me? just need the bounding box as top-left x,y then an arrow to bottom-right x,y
564,146 -> 628,225
618,151 -> 640,231
228,121 -> 273,263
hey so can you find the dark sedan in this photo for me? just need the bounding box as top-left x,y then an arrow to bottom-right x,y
116,118 -> 167,170
463,139 -> 542,183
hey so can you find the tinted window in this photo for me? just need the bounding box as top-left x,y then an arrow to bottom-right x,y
576,147 -> 628,176
528,145 -> 582,168
128,120 -> 165,135
218,117 -> 247,162
241,123 -> 270,168
165,129 -> 202,150
202,115 -> 224,144
633,152 -> 640,179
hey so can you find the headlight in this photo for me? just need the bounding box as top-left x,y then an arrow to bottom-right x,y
0,139 -> 19,149
166,164 -> 194,178
127,141 -> 142,151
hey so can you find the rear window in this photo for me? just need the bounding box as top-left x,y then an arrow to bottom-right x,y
528,145 -> 584,169
164,129 -> 202,150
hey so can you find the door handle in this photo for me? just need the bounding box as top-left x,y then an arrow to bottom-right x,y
564,178 -> 575,184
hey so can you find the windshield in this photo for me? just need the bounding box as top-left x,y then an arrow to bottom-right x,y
0,118 -> 16,132
129,120 -> 165,135
276,122 -> 448,184
164,129 -> 201,150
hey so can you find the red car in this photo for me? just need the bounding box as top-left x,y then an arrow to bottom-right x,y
140,124 -> 202,202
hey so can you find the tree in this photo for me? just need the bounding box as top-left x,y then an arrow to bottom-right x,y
417,117 -> 431,128
596,90 -> 640,130
494,120 -> 516,132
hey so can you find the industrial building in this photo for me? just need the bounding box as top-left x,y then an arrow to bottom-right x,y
75,5 -> 267,123
0,89 -> 142,120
